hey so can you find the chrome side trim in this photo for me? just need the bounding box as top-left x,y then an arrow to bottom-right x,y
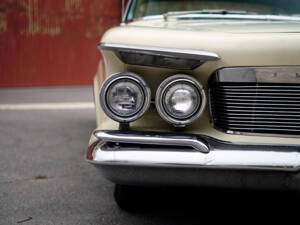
98,43 -> 221,62
122,0 -> 135,23
121,0 -> 125,20
94,130 -> 210,153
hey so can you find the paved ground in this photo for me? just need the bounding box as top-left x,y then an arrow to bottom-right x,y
0,86 -> 299,225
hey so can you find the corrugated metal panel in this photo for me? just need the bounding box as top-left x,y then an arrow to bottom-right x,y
0,0 -> 121,87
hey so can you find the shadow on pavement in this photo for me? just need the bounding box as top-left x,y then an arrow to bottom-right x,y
118,186 -> 299,222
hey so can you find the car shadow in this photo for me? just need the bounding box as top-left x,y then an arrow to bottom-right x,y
120,186 -> 299,222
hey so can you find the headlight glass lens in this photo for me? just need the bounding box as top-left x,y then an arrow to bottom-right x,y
100,72 -> 151,123
155,74 -> 206,126
163,82 -> 200,119
106,79 -> 144,117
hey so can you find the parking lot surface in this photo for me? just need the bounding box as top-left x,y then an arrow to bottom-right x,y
0,86 -> 299,225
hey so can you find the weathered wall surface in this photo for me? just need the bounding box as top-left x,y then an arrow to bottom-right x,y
0,0 -> 121,87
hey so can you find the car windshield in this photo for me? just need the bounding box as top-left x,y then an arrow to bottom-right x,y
126,0 -> 300,20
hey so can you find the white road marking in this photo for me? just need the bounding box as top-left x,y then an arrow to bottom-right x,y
0,102 -> 95,110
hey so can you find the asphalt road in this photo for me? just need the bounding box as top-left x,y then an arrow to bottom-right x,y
0,86 -> 299,225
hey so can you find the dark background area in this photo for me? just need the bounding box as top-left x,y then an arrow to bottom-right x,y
0,0 -> 123,87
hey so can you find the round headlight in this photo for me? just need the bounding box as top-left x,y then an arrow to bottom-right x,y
100,72 -> 151,123
156,74 -> 206,126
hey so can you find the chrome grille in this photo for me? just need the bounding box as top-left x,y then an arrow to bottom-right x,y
209,67 -> 300,135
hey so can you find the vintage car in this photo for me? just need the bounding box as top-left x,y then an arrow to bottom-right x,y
86,0 -> 300,207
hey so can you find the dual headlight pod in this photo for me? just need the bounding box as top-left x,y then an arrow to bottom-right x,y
100,72 -> 151,123
100,72 -> 206,126
156,74 -> 206,126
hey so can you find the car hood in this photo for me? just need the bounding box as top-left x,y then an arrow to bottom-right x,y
127,18 -> 300,33
101,18 -> 300,69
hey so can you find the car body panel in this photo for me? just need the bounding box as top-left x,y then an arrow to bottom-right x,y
94,18 -> 300,145
127,19 -> 300,33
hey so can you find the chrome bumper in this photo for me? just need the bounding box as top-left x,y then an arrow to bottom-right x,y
86,130 -> 300,189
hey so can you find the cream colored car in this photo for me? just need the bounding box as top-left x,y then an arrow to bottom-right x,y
86,0 -> 300,207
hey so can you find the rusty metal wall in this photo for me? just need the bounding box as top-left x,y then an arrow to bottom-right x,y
0,0 -> 121,87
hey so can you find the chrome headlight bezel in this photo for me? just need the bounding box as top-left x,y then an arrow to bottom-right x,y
100,72 -> 151,123
155,74 -> 206,126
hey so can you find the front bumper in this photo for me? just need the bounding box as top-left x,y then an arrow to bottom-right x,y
86,130 -> 300,189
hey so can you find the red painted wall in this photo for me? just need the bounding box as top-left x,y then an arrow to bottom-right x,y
0,0 -> 121,87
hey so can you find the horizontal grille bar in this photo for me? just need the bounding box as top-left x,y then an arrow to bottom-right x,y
215,91 -> 300,96
218,116 -> 300,121
217,88 -> 300,92
211,101 -> 300,106
217,85 -> 300,89
217,121 -> 300,127
211,97 -> 300,103
218,127 -> 300,133
215,109 -> 300,113
217,119 -> 300,124
213,105 -> 300,110
213,112 -> 300,117
209,82 -> 300,135
214,94 -> 300,99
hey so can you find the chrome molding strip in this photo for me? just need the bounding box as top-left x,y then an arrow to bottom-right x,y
214,66 -> 300,84
98,43 -> 221,62
223,128 -> 300,139
121,0 -> 135,23
94,130 -> 210,153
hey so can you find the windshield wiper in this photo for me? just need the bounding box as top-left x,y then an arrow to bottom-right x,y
163,9 -> 253,21
164,10 -> 300,22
